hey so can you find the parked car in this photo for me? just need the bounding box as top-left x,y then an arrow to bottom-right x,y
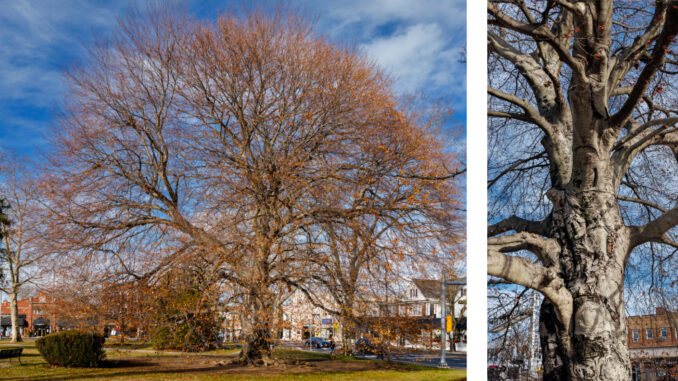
355,337 -> 376,355
306,336 -> 330,348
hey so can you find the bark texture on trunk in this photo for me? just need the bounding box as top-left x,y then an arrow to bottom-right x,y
10,291 -> 22,343
235,278 -> 275,366
542,188 -> 631,380
540,107 -> 631,380
238,327 -> 274,365
539,300 -> 568,381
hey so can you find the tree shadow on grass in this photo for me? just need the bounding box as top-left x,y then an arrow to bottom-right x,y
1,365 -> 229,381
1,356 -> 448,381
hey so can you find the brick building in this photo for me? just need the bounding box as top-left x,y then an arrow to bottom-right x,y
627,307 -> 678,381
0,294 -> 55,337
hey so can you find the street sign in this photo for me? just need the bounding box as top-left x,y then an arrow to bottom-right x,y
446,316 -> 452,332
321,318 -> 332,325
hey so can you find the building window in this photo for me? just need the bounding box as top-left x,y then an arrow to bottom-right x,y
646,328 -> 653,340
429,303 -> 435,316
660,327 -> 668,341
632,329 -> 639,343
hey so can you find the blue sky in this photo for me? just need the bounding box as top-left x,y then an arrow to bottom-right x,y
0,0 -> 466,155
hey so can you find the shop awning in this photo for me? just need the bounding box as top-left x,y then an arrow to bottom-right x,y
33,317 -> 50,327
0,316 -> 28,327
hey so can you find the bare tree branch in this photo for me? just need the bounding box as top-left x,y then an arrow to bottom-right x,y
488,3 -> 585,80
610,3 -> 678,126
488,215 -> 550,237
631,207 -> 678,249
488,249 -> 572,325
489,232 -> 561,266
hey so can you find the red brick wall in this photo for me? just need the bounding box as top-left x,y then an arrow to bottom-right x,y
627,310 -> 678,350
1,295 -> 54,332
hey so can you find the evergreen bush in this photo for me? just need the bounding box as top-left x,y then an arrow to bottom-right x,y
36,330 -> 106,367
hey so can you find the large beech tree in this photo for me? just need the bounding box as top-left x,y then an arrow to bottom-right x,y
488,1 -> 678,380
44,6 -> 460,365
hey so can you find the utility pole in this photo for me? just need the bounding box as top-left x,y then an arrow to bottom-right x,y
439,278 -> 466,368
528,290 -> 539,379
439,276 -> 447,367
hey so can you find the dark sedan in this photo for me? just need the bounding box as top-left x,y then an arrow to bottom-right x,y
306,336 -> 330,348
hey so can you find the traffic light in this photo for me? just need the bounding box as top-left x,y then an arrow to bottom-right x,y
446,316 -> 452,332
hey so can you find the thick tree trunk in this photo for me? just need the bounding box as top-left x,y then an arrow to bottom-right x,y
340,296 -> 356,355
236,282 -> 275,366
10,290 -> 22,343
542,118 -> 632,379
239,326 -> 274,365
540,219 -> 632,379
540,292 -> 630,380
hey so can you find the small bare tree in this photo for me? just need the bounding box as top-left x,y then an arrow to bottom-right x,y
0,154 -> 52,342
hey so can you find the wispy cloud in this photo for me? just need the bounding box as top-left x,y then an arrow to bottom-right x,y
0,1 -> 131,151
302,0 -> 466,105
0,1 -> 127,104
0,0 -> 466,153
360,23 -> 463,94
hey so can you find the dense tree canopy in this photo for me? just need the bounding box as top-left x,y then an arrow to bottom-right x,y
41,5 -> 463,364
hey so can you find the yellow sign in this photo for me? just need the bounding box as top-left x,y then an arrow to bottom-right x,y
446,316 -> 453,332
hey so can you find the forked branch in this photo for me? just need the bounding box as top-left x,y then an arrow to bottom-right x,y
488,249 -> 572,324
631,207 -> 678,249
488,232 -> 561,266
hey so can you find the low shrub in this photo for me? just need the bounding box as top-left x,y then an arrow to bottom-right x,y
150,317 -> 219,352
150,326 -> 173,350
36,330 -> 106,367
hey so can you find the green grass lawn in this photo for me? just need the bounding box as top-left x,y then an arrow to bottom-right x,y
104,339 -> 154,350
0,340 -> 466,381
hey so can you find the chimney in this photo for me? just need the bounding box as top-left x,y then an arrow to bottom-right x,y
656,307 -> 666,315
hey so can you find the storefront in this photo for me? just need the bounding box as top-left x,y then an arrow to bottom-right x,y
32,317 -> 51,336
0,315 -> 28,338
320,318 -> 336,339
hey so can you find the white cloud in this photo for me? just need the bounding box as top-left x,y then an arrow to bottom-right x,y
0,0 -> 466,154
300,0 -> 466,98
361,23 -> 458,93
314,0 -> 465,38
0,1 -> 127,105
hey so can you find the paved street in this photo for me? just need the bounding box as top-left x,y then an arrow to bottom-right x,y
355,351 -> 466,368
289,342 -> 466,369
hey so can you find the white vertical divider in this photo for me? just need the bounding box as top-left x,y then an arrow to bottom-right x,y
466,0 -> 488,379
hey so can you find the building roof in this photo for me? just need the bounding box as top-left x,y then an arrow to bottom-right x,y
628,307 -> 678,322
412,278 -> 466,300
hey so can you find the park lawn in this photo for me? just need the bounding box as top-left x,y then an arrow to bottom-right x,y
105,339 -> 154,350
0,341 -> 466,381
